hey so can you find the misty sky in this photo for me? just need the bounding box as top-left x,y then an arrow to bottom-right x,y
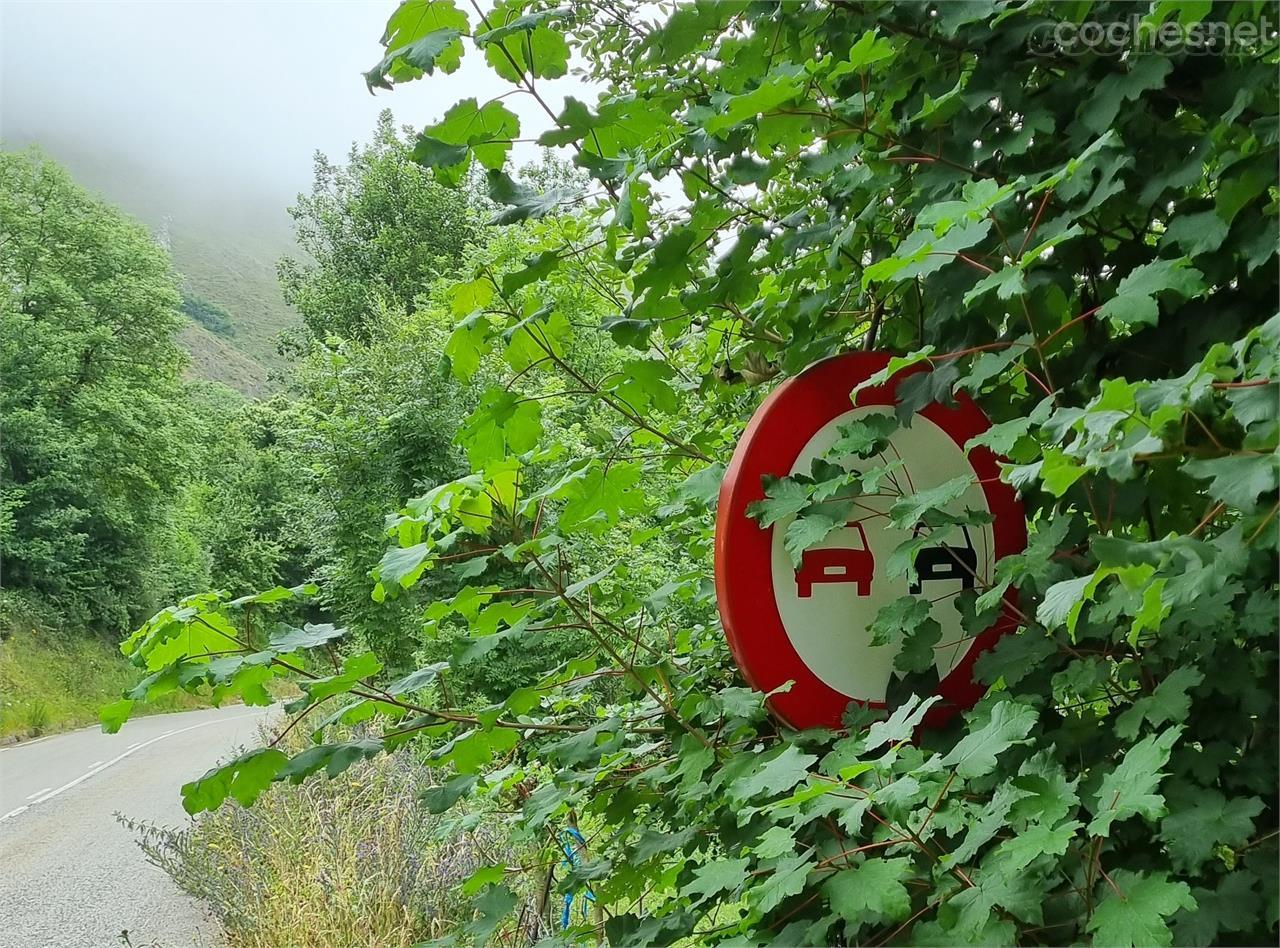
0,0 -> 597,227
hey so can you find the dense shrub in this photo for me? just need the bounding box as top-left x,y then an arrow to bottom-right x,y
114,2 -> 1277,946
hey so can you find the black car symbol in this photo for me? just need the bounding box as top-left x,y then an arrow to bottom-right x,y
909,522 -> 977,594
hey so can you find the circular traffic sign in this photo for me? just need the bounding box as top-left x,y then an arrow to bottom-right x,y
714,351 -> 1026,730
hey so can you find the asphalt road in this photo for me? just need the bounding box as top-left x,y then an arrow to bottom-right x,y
0,704 -> 276,948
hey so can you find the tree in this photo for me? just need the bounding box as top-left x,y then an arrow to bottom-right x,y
0,150 -> 193,631
278,110 -> 480,342
164,383 -> 309,599
114,3 -> 1277,946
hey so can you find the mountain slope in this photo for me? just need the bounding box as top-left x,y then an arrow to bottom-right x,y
2,134 -> 300,396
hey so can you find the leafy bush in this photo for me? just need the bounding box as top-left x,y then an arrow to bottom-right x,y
113,3 -> 1277,947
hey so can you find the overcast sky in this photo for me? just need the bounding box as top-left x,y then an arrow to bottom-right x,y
0,0 -> 596,224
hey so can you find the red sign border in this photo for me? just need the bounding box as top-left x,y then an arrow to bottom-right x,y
714,351 -> 1027,730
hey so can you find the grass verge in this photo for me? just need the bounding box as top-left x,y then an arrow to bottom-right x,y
0,628 -> 202,741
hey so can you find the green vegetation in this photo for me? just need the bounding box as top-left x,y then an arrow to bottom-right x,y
6,1 -> 1278,946
180,291 -> 236,336
15,135 -> 301,396
0,617 -> 201,740
0,150 -> 194,632
0,150 -> 300,635
169,224 -> 298,384
0,150 -> 300,732
121,724 -> 507,948
279,110 -> 479,342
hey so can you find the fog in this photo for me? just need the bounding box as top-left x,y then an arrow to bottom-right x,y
0,0 -> 595,232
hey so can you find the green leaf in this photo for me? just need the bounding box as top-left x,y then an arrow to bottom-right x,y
181,748 -> 287,815
888,475 -> 972,528
421,774 -> 478,814
1159,791 -> 1263,872
477,2 -> 570,81
297,652 -> 382,703
486,170 -> 573,224
1039,448 -> 1087,497
1080,56 -> 1172,135
747,475 -> 813,527
365,27 -> 463,90
385,661 -> 449,696
823,857 -> 912,922
1115,668 -> 1202,740
752,824 -> 798,859
702,63 -> 806,135
463,884 -> 518,945
730,744 -> 818,801
268,622 -> 345,651
276,738 -> 384,782
829,30 -> 895,77
973,628 -> 1055,687
782,508 -> 848,568
501,249 -> 561,296
1173,871 -> 1262,946
1182,453 -> 1279,514
940,700 -> 1037,778
460,387 -> 543,466
1087,870 -> 1196,948
895,616 -> 944,674
994,820 -> 1082,872
99,698 -> 135,734
366,0 -> 468,88
867,596 -> 942,673
829,416 -> 898,461
376,542 -> 432,589
557,461 -> 646,533
1099,258 -> 1205,330
608,359 -> 678,415
1036,574 -> 1091,634
671,462 -> 725,510
681,857 -> 750,906
1089,727 -> 1181,836
864,694 -> 941,751
750,852 -> 813,914
963,266 -> 1025,306
412,98 -> 520,184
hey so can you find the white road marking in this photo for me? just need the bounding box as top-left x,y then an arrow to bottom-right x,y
25,787 -> 52,800
86,760 -> 104,769
0,719 -> 115,752
0,708 -> 272,825
0,732 -> 58,751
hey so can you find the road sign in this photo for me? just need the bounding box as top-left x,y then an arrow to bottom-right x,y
714,351 -> 1026,730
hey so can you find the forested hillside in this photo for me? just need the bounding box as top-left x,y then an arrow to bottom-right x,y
4,1 -> 1277,945
0,150 -> 308,741
0,132 -> 300,395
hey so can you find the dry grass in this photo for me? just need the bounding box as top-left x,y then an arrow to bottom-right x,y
124,725 -> 513,948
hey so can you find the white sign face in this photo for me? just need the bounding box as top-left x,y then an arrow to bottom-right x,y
769,407 -> 994,702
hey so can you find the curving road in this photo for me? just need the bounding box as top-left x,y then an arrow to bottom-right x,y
0,704 -> 276,948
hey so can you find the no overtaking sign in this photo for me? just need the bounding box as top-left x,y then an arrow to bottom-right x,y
714,352 -> 1026,730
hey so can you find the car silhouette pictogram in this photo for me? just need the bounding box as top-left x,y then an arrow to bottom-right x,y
909,523 -> 977,594
795,521 -> 874,598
